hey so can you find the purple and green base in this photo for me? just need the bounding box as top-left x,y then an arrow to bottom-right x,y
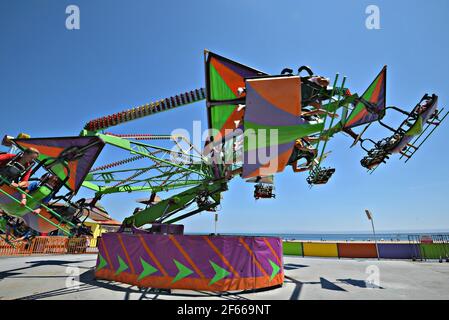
95,233 -> 284,292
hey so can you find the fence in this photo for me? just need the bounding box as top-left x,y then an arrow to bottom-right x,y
0,236 -> 98,256
408,234 -> 449,261
2,234 -> 449,261
283,234 -> 449,261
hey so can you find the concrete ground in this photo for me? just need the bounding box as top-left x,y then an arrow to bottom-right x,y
1,254 -> 449,300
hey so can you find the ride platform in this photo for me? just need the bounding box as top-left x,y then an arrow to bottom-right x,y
95,230 -> 284,292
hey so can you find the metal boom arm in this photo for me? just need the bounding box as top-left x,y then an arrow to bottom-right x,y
83,88 -> 206,132
122,180 -> 227,227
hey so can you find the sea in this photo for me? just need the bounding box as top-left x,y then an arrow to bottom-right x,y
186,232 -> 449,242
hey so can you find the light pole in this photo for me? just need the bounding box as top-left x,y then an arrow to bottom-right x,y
365,209 -> 380,260
214,212 -> 218,235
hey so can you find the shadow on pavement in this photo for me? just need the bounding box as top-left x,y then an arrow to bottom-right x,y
283,263 -> 309,270
0,259 -> 94,281
284,275 -> 303,300
320,277 -> 347,291
16,269 -> 281,300
338,278 -> 383,289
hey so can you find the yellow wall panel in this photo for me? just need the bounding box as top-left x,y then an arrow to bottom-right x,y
303,242 -> 338,257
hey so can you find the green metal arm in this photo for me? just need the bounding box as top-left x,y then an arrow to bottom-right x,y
122,180 -> 227,227
93,181 -> 206,195
97,134 -> 208,177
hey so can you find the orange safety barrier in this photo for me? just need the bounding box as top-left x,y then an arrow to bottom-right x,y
0,236 -> 29,255
0,236 -> 98,256
67,237 -> 91,254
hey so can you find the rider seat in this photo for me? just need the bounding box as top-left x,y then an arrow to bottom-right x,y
0,162 -> 26,183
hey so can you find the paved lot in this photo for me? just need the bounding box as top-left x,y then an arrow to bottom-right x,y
1,254 -> 449,300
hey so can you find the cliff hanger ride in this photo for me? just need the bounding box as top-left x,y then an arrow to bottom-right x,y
0,50 -> 446,234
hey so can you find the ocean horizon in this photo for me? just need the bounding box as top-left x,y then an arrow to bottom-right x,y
185,231 -> 449,241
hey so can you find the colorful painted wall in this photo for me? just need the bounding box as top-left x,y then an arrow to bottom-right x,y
283,241 -> 449,260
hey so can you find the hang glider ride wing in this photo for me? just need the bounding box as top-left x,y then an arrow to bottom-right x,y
344,66 -> 387,129
13,136 -> 104,193
22,208 -> 70,234
243,76 -> 320,178
205,51 -> 267,144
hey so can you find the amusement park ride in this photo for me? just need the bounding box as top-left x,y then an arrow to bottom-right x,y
0,51 -> 447,291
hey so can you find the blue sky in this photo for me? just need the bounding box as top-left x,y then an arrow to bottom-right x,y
1,0 -> 449,233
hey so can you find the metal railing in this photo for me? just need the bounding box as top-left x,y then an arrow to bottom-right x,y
0,176 -> 76,236
0,236 -> 98,256
408,234 -> 449,262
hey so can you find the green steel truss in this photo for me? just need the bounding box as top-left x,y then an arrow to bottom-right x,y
82,133 -> 217,196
